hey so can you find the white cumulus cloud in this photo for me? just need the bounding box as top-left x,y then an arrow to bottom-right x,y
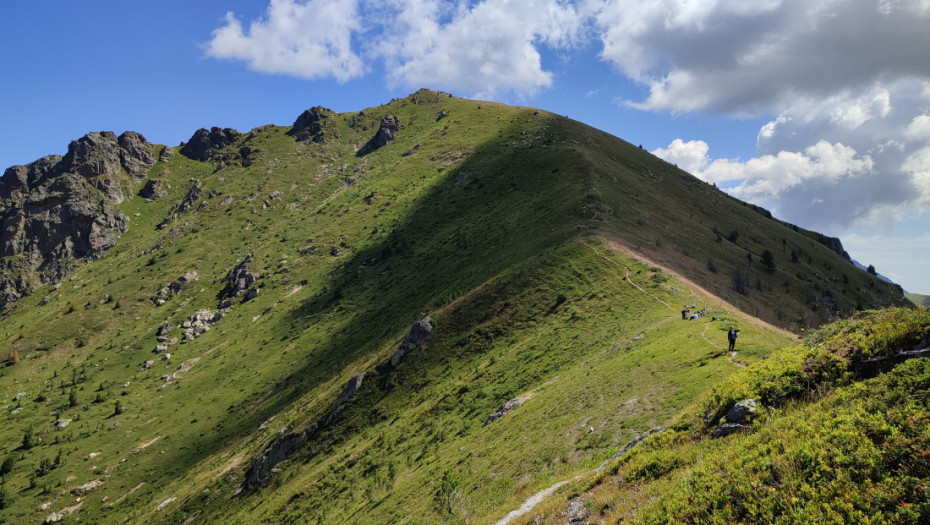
377,0 -> 588,97
206,0 -> 364,82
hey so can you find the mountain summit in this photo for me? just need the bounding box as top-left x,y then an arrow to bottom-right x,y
0,90 -> 908,523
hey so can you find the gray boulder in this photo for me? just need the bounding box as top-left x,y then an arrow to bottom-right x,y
711,398 -> 758,438
243,431 -> 306,489
159,146 -> 175,162
181,309 -> 226,340
335,373 -> 365,408
390,316 -> 433,367
176,181 -> 202,214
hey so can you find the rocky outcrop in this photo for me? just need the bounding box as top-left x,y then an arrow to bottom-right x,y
159,146 -> 175,162
244,372 -> 367,489
175,182 -> 202,214
179,127 -> 241,162
181,308 -> 228,340
245,318 -> 432,490
815,234 -> 851,261
157,180 -> 202,229
239,146 -> 258,167
70,479 -> 102,495
390,316 -> 433,366
139,179 -> 168,200
483,395 -> 527,427
0,131 -> 154,310
243,431 -> 306,489
221,254 -> 259,299
1,131 -> 154,202
287,106 -> 334,143
357,115 -> 401,156
711,398 -> 758,438
118,131 -> 157,177
152,271 -> 199,305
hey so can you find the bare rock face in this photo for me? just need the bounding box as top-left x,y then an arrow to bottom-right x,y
0,131 -> 152,310
357,115 -> 401,156
118,131 -> 157,177
179,127 -> 241,162
287,106 -> 334,143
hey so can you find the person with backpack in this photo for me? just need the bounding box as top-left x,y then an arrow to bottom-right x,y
728,326 -> 739,351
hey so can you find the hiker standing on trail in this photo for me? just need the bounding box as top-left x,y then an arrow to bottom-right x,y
728,326 -> 739,352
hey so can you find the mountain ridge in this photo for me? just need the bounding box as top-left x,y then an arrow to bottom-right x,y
0,89 -> 912,524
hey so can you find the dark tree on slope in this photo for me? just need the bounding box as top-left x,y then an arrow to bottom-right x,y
761,250 -> 776,274
733,265 -> 750,295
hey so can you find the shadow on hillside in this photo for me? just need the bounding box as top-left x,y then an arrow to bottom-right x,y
205,116 -> 596,464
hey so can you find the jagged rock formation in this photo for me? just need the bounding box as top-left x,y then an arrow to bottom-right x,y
0,131 -> 154,310
815,233 -> 851,261
179,127 -> 241,162
287,106 -> 334,143
221,254 -> 258,299
357,115 -> 400,156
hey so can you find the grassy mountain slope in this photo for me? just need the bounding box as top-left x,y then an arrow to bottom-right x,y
520,307 -> 930,524
907,292 -> 930,307
0,90 -> 904,523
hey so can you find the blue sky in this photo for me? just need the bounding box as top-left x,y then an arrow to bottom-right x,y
2,1 -> 930,293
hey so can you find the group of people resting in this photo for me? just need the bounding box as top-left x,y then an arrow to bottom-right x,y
680,304 -> 740,350
681,304 -> 706,320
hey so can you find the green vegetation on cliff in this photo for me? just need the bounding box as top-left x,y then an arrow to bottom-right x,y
523,307 -> 930,524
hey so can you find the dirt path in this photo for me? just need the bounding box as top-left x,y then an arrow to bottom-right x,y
493,476 -> 583,525
582,241 -> 674,310
595,235 -> 797,340
701,323 -> 746,368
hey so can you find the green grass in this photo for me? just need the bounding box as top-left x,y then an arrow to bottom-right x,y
520,307 -> 930,525
0,89 -> 901,523
906,292 -> 930,307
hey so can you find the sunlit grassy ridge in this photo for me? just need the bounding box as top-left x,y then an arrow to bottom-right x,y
522,307 -> 930,524
0,89 -> 903,523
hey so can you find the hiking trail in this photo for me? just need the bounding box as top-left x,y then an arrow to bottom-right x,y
582,241 -> 673,310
